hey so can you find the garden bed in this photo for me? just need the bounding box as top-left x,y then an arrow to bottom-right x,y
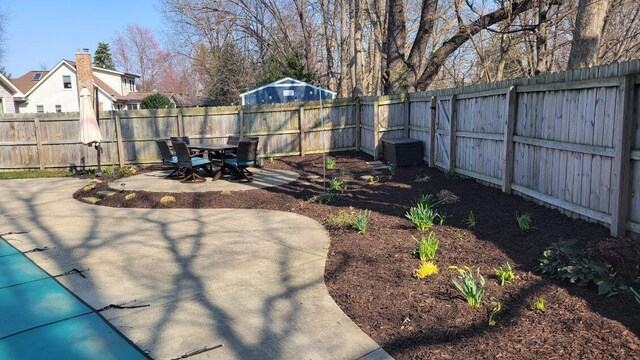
76,152 -> 640,359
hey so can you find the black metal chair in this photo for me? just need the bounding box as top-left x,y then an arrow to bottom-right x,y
173,142 -> 217,183
226,139 -> 259,182
155,140 -> 180,178
171,136 -> 204,157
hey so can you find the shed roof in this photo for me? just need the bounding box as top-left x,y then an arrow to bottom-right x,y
239,77 -> 336,98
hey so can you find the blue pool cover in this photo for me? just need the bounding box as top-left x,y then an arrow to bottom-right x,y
0,236 -> 149,359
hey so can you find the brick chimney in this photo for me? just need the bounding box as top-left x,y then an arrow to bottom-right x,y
75,48 -> 94,96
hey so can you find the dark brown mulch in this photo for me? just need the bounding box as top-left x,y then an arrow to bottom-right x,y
74,152 -> 640,359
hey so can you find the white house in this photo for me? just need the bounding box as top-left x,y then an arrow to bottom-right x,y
2,49 -> 146,114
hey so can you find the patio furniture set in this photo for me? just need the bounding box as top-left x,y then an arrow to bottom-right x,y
155,136 -> 259,183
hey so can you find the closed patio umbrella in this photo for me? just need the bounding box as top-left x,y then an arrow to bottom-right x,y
79,86 -> 102,174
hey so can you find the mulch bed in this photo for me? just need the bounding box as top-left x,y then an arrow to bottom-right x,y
75,152 -> 640,359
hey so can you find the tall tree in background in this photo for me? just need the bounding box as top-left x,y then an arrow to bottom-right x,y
93,42 -> 116,70
568,0 -> 611,69
0,8 -> 7,72
113,25 -> 170,91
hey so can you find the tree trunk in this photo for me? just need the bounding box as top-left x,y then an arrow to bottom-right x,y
320,0 -> 336,90
535,2 -> 550,74
353,0 -> 364,96
567,0 -> 611,69
339,0 -> 350,96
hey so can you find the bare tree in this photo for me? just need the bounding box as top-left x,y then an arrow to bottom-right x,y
113,25 -> 171,91
567,0 -> 611,69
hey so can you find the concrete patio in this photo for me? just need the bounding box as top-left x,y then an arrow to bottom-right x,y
0,178 -> 391,360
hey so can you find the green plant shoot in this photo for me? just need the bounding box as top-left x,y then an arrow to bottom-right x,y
467,211 -> 476,228
488,302 -> 501,326
516,213 -> 532,230
414,232 -> 439,261
351,209 -> 371,234
413,260 -> 438,279
494,263 -> 516,286
530,297 -> 545,312
450,265 -> 486,308
329,177 -> 347,191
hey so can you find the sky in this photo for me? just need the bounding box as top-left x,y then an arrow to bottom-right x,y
1,0 -> 164,77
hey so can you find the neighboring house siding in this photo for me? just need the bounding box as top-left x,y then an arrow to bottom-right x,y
93,69 -> 124,96
20,64 -> 80,113
243,85 -> 335,106
0,84 -> 16,114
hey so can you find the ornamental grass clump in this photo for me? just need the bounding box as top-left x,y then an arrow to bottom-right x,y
450,265 -> 486,308
119,166 -> 137,177
405,203 -> 440,231
413,260 -> 438,279
466,210 -> 476,228
494,263 -> 516,286
325,208 -> 355,229
160,196 -> 176,205
516,213 -> 532,230
413,232 -> 439,261
437,189 -> 459,204
351,209 -> 371,234
329,177 -> 347,191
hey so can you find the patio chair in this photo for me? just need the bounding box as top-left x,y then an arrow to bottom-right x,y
155,140 -> 180,178
171,136 -> 203,157
226,139 -> 259,182
173,142 -> 218,183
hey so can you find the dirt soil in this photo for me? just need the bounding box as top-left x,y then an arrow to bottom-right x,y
75,152 -> 640,359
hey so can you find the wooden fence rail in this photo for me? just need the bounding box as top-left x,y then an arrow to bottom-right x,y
2,59 -> 640,238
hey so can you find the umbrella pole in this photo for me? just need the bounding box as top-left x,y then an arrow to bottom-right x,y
95,87 -> 102,177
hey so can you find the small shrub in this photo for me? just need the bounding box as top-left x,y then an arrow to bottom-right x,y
494,263 -> 516,286
329,177 -> 347,191
415,174 -> 430,183
325,208 -> 355,229
437,189 -> 459,204
516,213 -> 532,230
405,203 -> 440,231
530,297 -> 545,312
414,261 -> 438,279
308,192 -> 334,204
413,232 -> 439,261
388,162 -> 396,176
467,211 -> 476,228
325,158 -> 336,169
160,196 -> 176,205
124,193 -> 136,200
351,209 -> 371,234
488,302 -> 501,326
450,266 -> 486,308
366,176 -> 379,185
102,166 -> 115,175
119,166 -> 137,177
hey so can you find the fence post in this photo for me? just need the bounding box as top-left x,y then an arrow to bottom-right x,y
502,86 -> 517,194
447,95 -> 457,171
239,106 -> 245,137
177,109 -> 184,136
610,76 -> 634,237
114,111 -> 126,167
354,98 -> 361,152
298,105 -> 306,156
429,96 -> 436,167
403,94 -> 410,138
33,117 -> 45,170
373,99 -> 380,160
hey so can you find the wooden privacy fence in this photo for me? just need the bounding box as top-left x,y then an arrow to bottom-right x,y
2,59 -> 640,237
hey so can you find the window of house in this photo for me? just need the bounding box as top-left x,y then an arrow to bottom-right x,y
283,89 -> 294,97
127,103 -> 137,110
129,79 -> 134,91
55,105 -> 62,113
32,73 -> 42,81
63,75 -> 72,89
36,105 -> 44,113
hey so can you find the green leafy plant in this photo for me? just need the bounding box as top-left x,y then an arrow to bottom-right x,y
160,196 -> 176,205
516,213 -> 532,230
325,208 -> 355,229
329,177 -> 347,191
488,302 -> 501,326
438,213 -> 447,225
467,211 -> 476,228
308,192 -> 335,204
530,297 -> 545,312
631,287 -> 640,304
119,166 -> 137,177
124,193 -> 136,201
351,209 -> 371,234
388,162 -> 396,176
101,166 -> 115,176
537,239 -> 621,296
140,93 -> 173,109
416,194 -> 438,208
412,232 -> 439,261
415,174 -> 430,183
405,203 -> 440,231
494,263 -> 516,286
450,266 -> 486,308
437,189 -> 459,204
366,176 -> 379,185
325,158 -> 336,169
413,260 -> 438,279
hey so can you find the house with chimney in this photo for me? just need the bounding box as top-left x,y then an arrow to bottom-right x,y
0,49 -> 146,114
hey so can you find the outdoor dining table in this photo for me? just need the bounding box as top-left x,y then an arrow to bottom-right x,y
188,143 -> 239,179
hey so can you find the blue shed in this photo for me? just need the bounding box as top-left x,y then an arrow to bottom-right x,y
240,77 -> 336,106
